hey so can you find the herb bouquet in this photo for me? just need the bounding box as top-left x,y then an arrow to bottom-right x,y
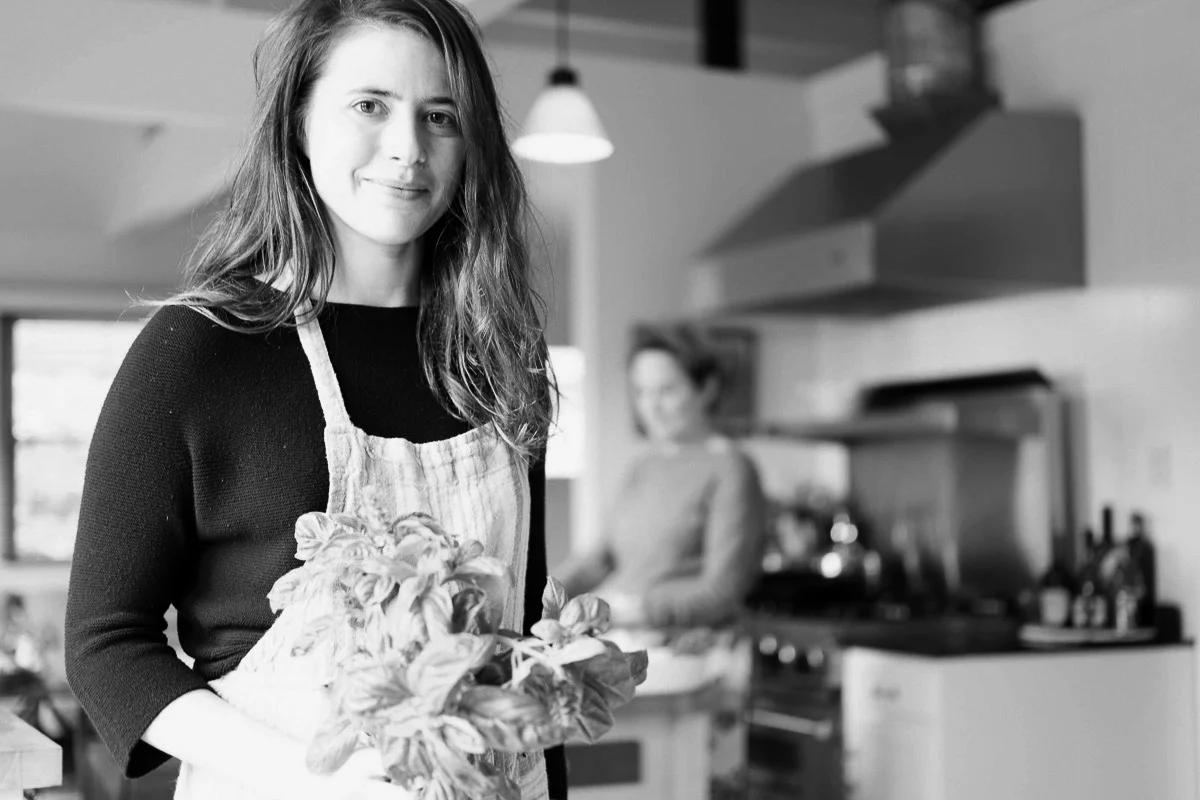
266,490 -> 648,800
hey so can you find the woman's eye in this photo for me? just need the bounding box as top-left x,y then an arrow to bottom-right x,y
427,111 -> 459,130
353,99 -> 381,115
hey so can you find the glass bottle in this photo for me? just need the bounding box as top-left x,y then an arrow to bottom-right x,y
1037,558 -> 1074,628
1126,512 -> 1157,628
1071,529 -> 1100,628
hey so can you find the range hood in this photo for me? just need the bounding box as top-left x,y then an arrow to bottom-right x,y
690,110 -> 1084,315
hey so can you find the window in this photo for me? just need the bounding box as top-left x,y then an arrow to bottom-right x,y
3,317 -> 147,562
546,345 -> 584,480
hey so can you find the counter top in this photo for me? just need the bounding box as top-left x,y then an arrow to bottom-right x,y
624,681 -> 722,717
748,611 -> 1022,655
0,708 -> 61,796
749,611 -> 1186,658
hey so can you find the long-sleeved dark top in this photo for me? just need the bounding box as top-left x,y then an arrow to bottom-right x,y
64,302 -> 567,797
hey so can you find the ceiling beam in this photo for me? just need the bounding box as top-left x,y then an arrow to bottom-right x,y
106,124 -> 244,236
701,0 -> 743,70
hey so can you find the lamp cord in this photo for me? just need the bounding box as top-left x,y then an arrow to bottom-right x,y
557,0 -> 569,67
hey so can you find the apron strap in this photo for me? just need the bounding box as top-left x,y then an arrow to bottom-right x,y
295,309 -> 352,428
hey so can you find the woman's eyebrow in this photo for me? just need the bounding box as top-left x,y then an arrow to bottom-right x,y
347,87 -> 457,105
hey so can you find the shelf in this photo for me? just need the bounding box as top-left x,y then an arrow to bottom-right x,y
757,401 -> 1037,443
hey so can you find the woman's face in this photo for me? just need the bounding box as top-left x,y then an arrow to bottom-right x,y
302,23 -> 466,256
629,349 -> 715,443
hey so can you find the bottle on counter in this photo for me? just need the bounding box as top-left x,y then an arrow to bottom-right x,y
1036,557 -> 1075,628
1071,528 -> 1106,629
1126,511 -> 1157,628
1099,511 -> 1155,634
1091,507 -> 1119,627
1109,548 -> 1147,634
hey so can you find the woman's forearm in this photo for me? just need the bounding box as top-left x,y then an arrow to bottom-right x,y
142,689 -> 369,800
554,548 -> 613,597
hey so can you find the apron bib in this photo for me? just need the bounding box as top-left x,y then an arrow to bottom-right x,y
175,313 -> 548,799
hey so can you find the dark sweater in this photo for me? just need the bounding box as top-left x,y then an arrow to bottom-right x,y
64,302 -> 567,796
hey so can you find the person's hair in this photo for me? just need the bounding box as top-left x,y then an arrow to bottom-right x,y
162,0 -> 553,459
628,324 -> 724,407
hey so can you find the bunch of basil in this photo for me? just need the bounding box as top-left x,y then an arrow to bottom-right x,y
266,493 -> 648,800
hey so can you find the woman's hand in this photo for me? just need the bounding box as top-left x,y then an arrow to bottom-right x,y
606,593 -> 648,627
324,748 -> 414,800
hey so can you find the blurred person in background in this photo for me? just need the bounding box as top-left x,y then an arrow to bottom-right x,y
556,324 -> 766,797
556,324 -> 767,630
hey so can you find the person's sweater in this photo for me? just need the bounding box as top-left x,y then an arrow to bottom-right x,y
558,438 -> 766,628
64,302 -> 566,796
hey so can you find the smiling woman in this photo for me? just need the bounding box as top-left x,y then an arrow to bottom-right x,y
302,24 -> 466,284
63,2 -> 563,799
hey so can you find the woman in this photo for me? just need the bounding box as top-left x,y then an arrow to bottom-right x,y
64,1 -> 564,798
557,326 -> 766,630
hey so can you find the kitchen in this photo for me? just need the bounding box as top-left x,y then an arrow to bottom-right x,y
2,0 -> 1200,798
545,0 -> 1200,793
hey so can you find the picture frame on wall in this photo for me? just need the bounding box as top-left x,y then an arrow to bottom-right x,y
630,322 -> 757,436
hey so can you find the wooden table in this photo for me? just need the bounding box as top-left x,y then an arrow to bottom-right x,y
0,709 -> 61,799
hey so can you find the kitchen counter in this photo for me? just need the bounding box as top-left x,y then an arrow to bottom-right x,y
566,672 -> 725,800
749,609 -> 1186,658
0,707 -> 61,799
748,610 -> 1022,659
843,643 -> 1196,800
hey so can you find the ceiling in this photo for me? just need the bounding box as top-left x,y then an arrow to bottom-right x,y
484,0 -> 882,79
206,0 -> 885,79
1,0 -> 1023,295
213,0 -> 1023,79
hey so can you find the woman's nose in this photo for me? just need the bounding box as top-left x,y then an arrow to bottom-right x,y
382,114 -> 425,166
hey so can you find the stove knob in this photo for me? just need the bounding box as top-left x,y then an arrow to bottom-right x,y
777,643 -> 798,666
758,635 -> 778,657
806,647 -> 827,671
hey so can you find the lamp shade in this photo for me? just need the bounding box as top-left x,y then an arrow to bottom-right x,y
512,68 -> 613,164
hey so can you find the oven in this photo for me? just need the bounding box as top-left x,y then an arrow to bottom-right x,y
746,616 -> 846,800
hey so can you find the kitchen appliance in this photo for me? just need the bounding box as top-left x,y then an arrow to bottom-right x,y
743,368 -> 1065,795
743,609 -> 1019,800
689,0 -> 1083,317
745,614 -> 843,800
689,109 -> 1083,316
762,368 -> 1070,609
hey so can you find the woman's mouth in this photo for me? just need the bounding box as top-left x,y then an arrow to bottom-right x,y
362,178 -> 429,199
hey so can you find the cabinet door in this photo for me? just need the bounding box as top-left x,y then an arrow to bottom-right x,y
843,715 -> 939,800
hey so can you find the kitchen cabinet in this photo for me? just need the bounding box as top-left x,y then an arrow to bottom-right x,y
843,644 -> 1196,800
567,684 -> 713,800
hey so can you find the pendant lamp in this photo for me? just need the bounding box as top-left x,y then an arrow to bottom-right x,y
511,0 -> 613,164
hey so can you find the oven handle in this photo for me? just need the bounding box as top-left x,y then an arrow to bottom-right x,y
748,708 -> 836,741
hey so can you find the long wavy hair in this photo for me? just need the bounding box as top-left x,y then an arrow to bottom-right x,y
167,0 -> 554,459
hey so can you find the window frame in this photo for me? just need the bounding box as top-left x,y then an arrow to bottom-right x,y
0,310 -> 148,564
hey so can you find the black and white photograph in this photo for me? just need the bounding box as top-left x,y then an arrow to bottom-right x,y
2,0 -> 1199,798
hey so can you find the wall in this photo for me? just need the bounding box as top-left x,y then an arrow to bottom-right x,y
754,0 -> 1200,767
489,45 -> 812,551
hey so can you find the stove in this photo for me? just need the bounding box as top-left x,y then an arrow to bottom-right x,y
742,605 -> 1020,799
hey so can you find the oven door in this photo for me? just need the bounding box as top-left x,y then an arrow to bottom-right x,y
746,703 -> 844,800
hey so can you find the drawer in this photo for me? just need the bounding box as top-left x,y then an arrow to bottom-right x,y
843,648 -> 941,721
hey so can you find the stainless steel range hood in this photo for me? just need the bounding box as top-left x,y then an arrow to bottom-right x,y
690,110 -> 1084,315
